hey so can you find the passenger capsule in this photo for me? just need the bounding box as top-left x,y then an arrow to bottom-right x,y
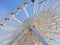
24,2 -> 29,7
17,7 -> 22,12
31,0 -> 35,3
5,18 -> 10,22
11,12 -> 16,17
0,24 -> 4,29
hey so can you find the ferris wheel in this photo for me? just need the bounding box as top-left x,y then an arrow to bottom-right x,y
0,0 -> 60,45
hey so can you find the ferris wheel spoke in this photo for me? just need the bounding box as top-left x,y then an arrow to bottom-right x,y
43,0 -> 51,11
11,12 -> 23,24
23,7 -> 30,18
0,36 -> 15,43
3,26 -> 18,30
6,36 -> 20,45
0,31 -> 20,37
50,0 -> 59,11
54,10 -> 60,14
30,25 -> 49,45
22,33 -> 35,45
23,31 -> 35,45
54,16 -> 60,20
33,0 -> 39,16
10,2 -> 32,24
18,34 -> 27,45
21,31 -> 30,45
18,33 -> 27,45
22,1 -> 33,18
50,24 -> 60,27
12,17 -> 23,24
6,38 -> 16,45
12,30 -> 26,45
0,30 -> 25,43
0,32 -> 21,43
6,30 -> 25,45
53,6 -> 60,12
48,1 -> 59,14
49,11 -> 60,18
0,29 -> 24,37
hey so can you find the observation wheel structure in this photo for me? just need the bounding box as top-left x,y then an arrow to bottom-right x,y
0,0 -> 60,45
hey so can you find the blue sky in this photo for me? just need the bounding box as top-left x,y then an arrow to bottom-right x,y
0,0 -> 23,19
0,0 -> 60,45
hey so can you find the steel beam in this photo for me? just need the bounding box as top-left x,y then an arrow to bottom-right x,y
30,25 -> 49,45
